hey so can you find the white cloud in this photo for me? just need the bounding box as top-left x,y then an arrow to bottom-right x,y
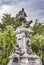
2,5 -> 10,11
0,0 -> 44,23
0,5 -> 10,23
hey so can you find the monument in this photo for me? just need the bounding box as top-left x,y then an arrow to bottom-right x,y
8,8 -> 42,65
15,8 -> 27,23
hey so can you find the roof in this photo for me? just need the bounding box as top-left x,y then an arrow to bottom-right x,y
9,53 -> 20,59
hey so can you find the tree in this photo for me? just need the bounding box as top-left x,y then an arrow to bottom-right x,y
32,22 -> 44,65
14,19 -> 22,27
0,25 -> 16,65
0,23 -> 4,31
32,22 -> 44,35
31,34 -> 44,64
1,13 -> 22,29
2,13 -> 15,26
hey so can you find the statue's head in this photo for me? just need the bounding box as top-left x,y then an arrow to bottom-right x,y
22,8 -> 24,12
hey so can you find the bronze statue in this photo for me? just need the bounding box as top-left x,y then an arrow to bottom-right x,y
15,8 -> 27,23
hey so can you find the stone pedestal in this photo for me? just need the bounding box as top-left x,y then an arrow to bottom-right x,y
8,27 -> 42,65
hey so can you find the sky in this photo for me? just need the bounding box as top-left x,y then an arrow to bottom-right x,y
0,0 -> 44,23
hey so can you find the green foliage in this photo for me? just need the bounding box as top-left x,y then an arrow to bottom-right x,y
32,22 -> 44,64
31,33 -> 44,64
14,19 -> 22,27
0,26 -> 16,65
2,58 -> 9,65
0,23 -> 4,31
0,28 -> 2,32
32,23 -> 44,35
2,13 -> 15,26
31,34 -> 44,56
1,13 -> 22,29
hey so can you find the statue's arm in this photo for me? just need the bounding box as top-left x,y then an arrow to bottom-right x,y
15,11 -> 21,18
24,12 -> 27,17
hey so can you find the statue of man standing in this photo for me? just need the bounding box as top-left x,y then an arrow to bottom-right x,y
16,8 -> 27,23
